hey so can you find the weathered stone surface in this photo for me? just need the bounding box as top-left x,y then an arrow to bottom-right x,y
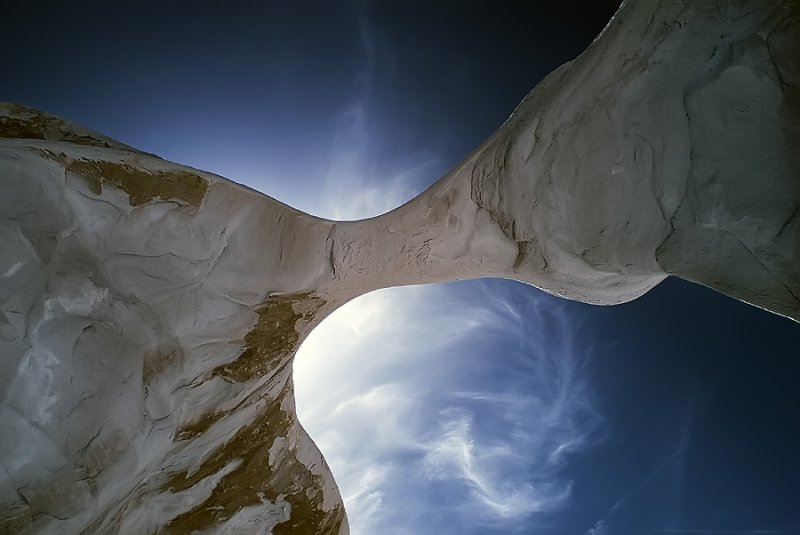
0,1 -> 797,533
0,115 -> 347,533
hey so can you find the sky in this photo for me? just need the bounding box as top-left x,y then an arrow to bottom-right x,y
2,2 -> 799,534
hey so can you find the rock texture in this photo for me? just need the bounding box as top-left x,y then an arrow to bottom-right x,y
1,0 -> 797,533
0,103 -> 347,535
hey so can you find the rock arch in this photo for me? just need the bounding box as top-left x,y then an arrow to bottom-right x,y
1,0 -> 797,532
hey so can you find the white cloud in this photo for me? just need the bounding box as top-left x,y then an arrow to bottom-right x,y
311,96 -> 436,221
586,520 -> 608,535
421,408 -> 566,519
306,9 -> 438,222
294,281 -> 603,534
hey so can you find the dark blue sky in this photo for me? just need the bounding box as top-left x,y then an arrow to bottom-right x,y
3,2 -> 798,534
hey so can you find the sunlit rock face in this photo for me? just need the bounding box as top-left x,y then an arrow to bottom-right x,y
1,1 -> 797,533
0,103 -> 347,534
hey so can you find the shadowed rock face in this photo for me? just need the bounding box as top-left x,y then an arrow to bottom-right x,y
0,1 -> 797,533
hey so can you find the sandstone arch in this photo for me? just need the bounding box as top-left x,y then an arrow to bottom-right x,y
1,1 -> 797,532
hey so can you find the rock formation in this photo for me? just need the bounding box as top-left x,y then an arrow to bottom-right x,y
0,0 -> 797,533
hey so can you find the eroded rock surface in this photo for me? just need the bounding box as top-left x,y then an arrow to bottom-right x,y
1,1 -> 797,533
0,104 -> 347,534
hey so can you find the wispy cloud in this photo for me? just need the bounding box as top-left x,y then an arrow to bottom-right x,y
585,401 -> 696,535
421,407 -> 571,519
587,520 -> 609,535
311,11 -> 437,221
315,99 -> 431,220
295,281 -> 603,534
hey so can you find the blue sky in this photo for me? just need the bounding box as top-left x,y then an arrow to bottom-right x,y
295,281 -> 604,534
2,2 -> 798,534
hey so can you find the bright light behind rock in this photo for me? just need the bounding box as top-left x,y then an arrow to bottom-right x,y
294,281 -> 603,534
